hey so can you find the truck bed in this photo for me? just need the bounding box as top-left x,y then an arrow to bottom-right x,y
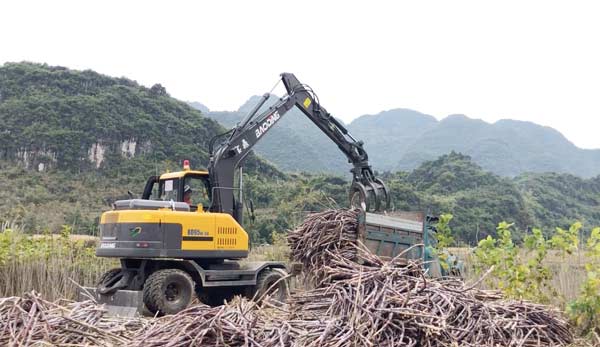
359,211 -> 428,261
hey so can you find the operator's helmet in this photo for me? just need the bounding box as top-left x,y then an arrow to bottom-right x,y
184,185 -> 193,194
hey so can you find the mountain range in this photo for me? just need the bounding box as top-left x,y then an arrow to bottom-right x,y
194,99 -> 600,177
1,62 -> 599,240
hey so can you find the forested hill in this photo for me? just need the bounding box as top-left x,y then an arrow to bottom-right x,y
197,98 -> 600,178
1,62 -> 598,246
0,62 -> 282,236
380,152 -> 600,243
0,62 -> 279,177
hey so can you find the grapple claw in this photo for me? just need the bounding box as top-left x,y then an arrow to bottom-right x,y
349,179 -> 390,212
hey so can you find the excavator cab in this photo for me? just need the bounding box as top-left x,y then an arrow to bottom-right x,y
140,161 -> 212,212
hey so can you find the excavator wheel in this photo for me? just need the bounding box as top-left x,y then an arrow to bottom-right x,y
143,269 -> 195,316
349,182 -> 370,212
96,268 -> 128,295
254,268 -> 288,304
196,287 -> 236,307
96,268 -> 122,288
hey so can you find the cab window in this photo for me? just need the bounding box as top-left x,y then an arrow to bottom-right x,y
184,175 -> 211,210
159,178 -> 179,201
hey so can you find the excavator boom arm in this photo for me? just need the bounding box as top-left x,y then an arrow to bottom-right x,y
208,73 -> 390,221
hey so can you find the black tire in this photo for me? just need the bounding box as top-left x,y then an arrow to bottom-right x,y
96,268 -> 122,287
143,269 -> 194,315
96,268 -> 127,295
196,288 -> 236,307
254,268 -> 288,304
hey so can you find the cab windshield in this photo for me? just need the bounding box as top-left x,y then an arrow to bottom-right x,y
183,175 -> 211,210
155,175 -> 211,211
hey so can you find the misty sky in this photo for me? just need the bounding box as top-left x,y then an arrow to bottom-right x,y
1,0 -> 599,148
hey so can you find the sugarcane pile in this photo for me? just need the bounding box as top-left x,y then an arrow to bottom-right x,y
0,293 -> 145,346
129,298 -> 285,347
0,209 -> 574,346
286,209 -> 573,346
287,208 -> 361,285
0,292 -> 283,347
287,244 -> 572,346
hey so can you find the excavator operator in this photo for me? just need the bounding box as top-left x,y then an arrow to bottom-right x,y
183,185 -> 193,205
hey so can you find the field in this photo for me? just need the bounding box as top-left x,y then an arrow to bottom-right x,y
1,217 -> 599,346
0,227 -> 116,300
0,231 -> 594,304
451,247 -> 589,306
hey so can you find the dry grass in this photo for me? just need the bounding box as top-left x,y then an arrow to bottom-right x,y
0,230 -> 287,302
246,232 -> 290,263
0,231 -> 116,300
30,233 -> 99,242
449,247 -> 588,306
245,243 -> 290,263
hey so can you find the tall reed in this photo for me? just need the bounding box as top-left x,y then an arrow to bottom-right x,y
0,228 -> 116,300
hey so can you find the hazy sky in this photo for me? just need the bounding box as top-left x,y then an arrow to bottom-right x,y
1,0 -> 599,148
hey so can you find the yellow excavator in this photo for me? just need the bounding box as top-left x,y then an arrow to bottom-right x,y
91,73 -> 390,316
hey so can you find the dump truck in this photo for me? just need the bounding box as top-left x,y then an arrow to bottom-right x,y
359,211 -> 461,277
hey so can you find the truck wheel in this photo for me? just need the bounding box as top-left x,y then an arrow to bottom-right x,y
255,268 -> 288,304
143,269 -> 194,315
